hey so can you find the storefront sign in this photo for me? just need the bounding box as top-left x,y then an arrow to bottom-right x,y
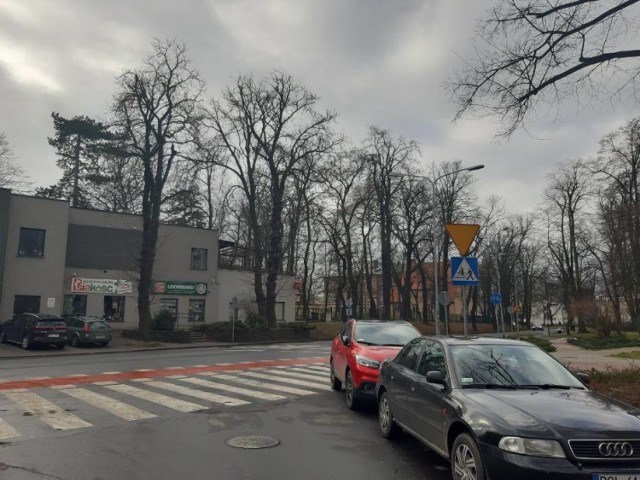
152,281 -> 208,296
71,277 -> 133,294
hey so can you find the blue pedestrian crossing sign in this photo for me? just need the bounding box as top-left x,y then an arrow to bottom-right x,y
451,257 -> 479,286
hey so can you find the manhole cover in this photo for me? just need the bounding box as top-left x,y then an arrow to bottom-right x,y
225,435 -> 280,449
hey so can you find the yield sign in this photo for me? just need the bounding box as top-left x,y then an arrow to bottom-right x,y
445,224 -> 480,257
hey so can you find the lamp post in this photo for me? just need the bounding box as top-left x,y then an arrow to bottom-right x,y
431,165 -> 484,335
394,164 -> 482,335
390,164 -> 485,334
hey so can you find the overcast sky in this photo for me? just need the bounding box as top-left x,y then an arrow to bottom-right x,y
0,0 -> 637,214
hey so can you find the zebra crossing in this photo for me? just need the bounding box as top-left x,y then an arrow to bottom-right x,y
0,362 -> 331,441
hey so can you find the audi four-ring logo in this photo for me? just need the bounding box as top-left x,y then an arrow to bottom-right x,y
598,442 -> 634,457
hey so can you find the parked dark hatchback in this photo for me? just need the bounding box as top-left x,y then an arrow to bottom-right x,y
1,313 -> 67,349
376,336 -> 640,480
63,316 -> 112,347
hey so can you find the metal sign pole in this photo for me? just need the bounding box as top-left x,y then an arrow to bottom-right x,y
462,285 -> 468,337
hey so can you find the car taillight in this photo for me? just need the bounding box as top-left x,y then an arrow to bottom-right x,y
34,326 -> 47,331
84,323 -> 89,333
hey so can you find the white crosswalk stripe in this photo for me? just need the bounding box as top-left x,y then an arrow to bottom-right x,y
133,379 -> 250,406
269,369 -> 330,382
178,377 -> 286,401
52,386 -> 156,421
3,390 -> 92,430
237,371 -> 332,391
102,383 -> 207,413
206,373 -> 315,396
284,367 -> 329,378
0,418 -> 20,440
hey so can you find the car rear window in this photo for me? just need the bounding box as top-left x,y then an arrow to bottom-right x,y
37,321 -> 66,327
89,321 -> 110,330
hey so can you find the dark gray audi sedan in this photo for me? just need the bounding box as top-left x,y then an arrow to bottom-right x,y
376,336 -> 640,480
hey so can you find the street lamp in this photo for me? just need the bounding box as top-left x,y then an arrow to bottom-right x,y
395,164 -> 485,335
431,165 -> 484,335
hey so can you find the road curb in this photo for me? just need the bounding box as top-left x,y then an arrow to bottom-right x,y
0,338 -> 329,360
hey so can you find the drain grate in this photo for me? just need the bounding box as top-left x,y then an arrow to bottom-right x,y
225,435 -> 280,449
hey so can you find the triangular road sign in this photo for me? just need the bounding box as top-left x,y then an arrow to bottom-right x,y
452,258 -> 478,283
445,224 -> 480,257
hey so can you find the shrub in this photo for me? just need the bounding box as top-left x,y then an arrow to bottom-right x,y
567,332 -> 640,350
518,335 -> 556,352
151,310 -> 176,331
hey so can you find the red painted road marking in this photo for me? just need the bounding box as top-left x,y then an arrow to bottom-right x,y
0,356 -> 329,391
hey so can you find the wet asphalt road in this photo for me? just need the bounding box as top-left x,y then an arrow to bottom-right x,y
0,342 -> 451,480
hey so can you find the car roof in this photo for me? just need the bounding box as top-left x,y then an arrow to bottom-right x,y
66,316 -> 105,322
350,319 -> 413,325
26,313 -> 62,320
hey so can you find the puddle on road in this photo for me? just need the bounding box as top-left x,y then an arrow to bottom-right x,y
208,412 -> 264,431
301,411 -> 354,426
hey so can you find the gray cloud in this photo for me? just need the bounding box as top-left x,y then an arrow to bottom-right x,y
0,0 -> 633,215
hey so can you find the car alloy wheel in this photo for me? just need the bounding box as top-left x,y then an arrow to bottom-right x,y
329,360 -> 342,391
452,433 -> 485,480
378,392 -> 398,439
0,331 -> 5,344
21,335 -> 30,350
71,335 -> 80,347
345,370 -> 359,410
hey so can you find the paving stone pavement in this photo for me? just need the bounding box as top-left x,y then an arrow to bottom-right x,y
550,337 -> 640,371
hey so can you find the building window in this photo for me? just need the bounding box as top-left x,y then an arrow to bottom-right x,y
13,295 -> 41,315
190,248 -> 208,271
104,296 -> 125,322
276,302 -> 285,322
18,228 -> 45,257
160,298 -> 178,321
63,295 -> 87,316
188,299 -> 205,322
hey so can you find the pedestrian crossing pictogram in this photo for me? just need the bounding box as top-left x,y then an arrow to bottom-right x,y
0,361 -> 331,442
451,256 -> 480,286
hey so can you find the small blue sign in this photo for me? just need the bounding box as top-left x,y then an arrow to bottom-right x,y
490,293 -> 502,305
451,257 -> 479,286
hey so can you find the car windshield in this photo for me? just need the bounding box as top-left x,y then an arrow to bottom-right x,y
353,323 -> 419,346
451,344 -> 585,389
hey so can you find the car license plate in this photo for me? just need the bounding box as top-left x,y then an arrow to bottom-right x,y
593,474 -> 640,480
95,336 -> 105,339
49,334 -> 59,337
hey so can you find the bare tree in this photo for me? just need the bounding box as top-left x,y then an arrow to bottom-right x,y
210,72 -> 336,328
365,127 -> 419,318
0,132 -> 31,192
451,0 -> 640,136
543,159 -> 595,332
593,117 -> 640,327
391,173 -> 431,320
112,39 -> 204,334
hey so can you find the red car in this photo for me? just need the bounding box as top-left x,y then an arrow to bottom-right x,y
330,319 -> 420,409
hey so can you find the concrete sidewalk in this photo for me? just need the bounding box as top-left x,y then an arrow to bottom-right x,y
550,337 -> 640,371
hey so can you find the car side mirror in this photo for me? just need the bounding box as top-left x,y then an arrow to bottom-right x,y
426,370 -> 447,387
575,372 -> 590,385
341,335 -> 350,346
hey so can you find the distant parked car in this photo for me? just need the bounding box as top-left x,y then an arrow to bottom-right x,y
0,313 -> 67,349
531,324 -> 543,331
330,319 -> 421,409
63,316 -> 112,347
